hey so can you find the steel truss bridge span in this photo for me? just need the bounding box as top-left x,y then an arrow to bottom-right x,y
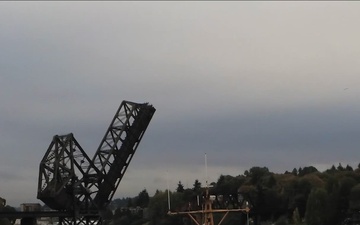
36,100 -> 155,225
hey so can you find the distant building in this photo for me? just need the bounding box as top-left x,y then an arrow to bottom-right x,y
20,203 -> 42,212
15,203 -> 53,225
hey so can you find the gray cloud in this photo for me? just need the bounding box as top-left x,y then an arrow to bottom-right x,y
1,2 -> 360,206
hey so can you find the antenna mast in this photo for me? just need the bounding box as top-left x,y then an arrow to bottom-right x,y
205,153 -> 208,188
167,171 -> 171,211
168,154 -> 250,225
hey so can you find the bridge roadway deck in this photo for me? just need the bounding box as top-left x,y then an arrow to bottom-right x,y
0,211 -> 73,219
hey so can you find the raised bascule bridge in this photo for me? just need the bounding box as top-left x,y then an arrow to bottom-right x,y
0,100 -> 155,225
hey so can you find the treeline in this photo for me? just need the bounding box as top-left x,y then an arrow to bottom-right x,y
109,163 -> 360,225
2,164 -> 359,225
0,199 -> 16,225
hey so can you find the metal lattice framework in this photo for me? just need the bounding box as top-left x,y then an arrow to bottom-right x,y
37,101 -> 155,225
37,134 -> 98,212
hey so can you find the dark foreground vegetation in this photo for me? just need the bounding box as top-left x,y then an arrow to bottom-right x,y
2,164 -> 360,225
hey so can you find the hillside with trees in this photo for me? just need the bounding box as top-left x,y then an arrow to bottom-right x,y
2,164 -> 360,225
108,163 -> 360,225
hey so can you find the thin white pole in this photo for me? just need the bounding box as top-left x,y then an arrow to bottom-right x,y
246,201 -> 249,225
205,153 -> 208,188
167,171 -> 171,211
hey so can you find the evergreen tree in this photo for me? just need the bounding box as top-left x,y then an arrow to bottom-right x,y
337,163 -> 344,171
346,164 -> 353,171
136,189 -> 150,208
193,179 -> 202,194
176,181 -> 184,193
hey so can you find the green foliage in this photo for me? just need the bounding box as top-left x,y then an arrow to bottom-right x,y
339,176 -> 357,197
109,197 -> 132,210
0,204 -> 16,225
109,162 -> 360,225
298,166 -> 318,177
346,165 -> 353,171
182,188 -> 196,203
169,192 -> 186,211
337,163 -> 345,171
246,166 -> 270,184
291,168 -> 298,176
176,181 -> 184,193
193,179 -> 202,194
148,190 -> 169,220
214,175 -> 245,196
305,188 -> 329,225
349,184 -> 360,210
135,189 -> 150,208
147,190 -> 185,225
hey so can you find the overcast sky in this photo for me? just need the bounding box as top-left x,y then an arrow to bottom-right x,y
1,2 -> 360,207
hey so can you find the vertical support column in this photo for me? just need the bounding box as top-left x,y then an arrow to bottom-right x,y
204,201 -> 214,225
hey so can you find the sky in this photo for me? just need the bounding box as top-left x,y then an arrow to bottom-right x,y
1,2 -> 360,207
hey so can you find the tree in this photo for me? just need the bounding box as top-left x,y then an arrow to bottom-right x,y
349,184 -> 360,211
298,167 -> 303,176
326,165 -> 337,174
105,163 -> 360,225
176,181 -> 184,193
0,204 -> 16,225
127,198 -> 133,208
265,174 -> 277,188
305,188 -> 329,225
135,189 -> 150,208
287,178 -> 312,218
109,197 -> 132,210
0,197 -> 5,208
169,192 -> 186,211
244,170 -> 250,177
298,166 -> 318,177
148,191 -> 174,225
247,166 -> 270,185
339,177 -> 357,197
326,182 -> 341,225
215,175 -> 244,197
260,188 -> 286,221
337,163 -> 345,171
193,179 -> 202,194
101,208 -> 113,224
346,164 -> 353,171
